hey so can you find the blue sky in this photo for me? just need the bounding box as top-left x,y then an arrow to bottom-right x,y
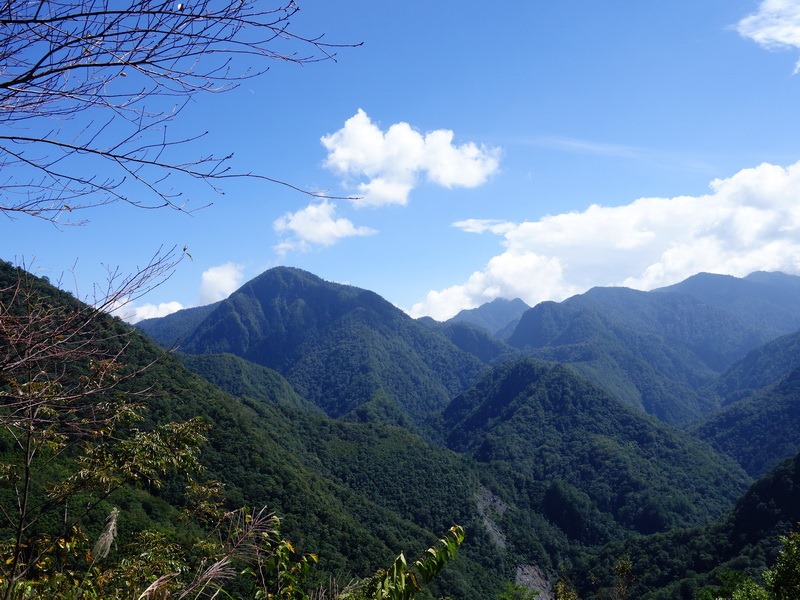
5,0 -> 800,321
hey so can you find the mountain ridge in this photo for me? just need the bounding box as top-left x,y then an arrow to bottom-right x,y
142,266 -> 488,434
128,264 -> 800,597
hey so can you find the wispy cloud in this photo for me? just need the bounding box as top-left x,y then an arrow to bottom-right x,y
738,0 -> 800,72
520,134 -> 716,173
199,262 -> 244,304
411,160 -> 800,320
321,109 -> 501,207
527,135 -> 645,159
273,200 -> 376,253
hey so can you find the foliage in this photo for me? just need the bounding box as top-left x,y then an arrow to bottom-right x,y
345,526 -> 466,600
573,452 -> 800,598
693,364 -> 800,478
444,358 -> 750,537
0,262 -> 467,599
0,504 -> 465,599
0,258 -> 205,597
699,529 -> 800,600
496,581 -> 540,599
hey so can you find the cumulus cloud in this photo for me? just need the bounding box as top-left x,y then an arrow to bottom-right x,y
411,160 -> 800,320
321,109 -> 501,207
125,301 -> 184,323
199,262 -> 244,304
273,200 -> 376,253
738,0 -> 800,71
110,299 -> 183,324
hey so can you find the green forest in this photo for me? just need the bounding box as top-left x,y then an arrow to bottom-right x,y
4,257 -> 800,599
3,2 -> 800,599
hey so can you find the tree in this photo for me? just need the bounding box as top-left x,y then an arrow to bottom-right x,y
343,526 -> 466,600
497,582 -> 540,600
0,257 -> 209,597
0,0 -> 356,224
0,6 -> 469,597
0,261 -> 469,599
700,529 -> 800,600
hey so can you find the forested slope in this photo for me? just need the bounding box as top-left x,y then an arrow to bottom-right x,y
693,365 -> 800,478
576,451 -> 800,599
444,359 -> 750,536
147,267 -> 489,435
129,265 -> 800,598
506,283 -> 785,425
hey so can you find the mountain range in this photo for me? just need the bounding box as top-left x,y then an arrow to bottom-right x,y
18,262 -> 800,598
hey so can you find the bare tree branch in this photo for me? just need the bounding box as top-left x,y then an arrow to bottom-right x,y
0,0 -> 361,223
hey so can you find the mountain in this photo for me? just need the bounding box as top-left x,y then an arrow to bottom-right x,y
654,270 -> 800,336
178,352 -> 323,413
506,284 -> 776,424
12,258 -> 800,598
136,301 -> 219,347
420,319 -> 520,364
447,298 -> 530,337
444,358 -> 751,537
140,267 -> 489,435
578,450 -> 800,598
680,329 -> 800,478
709,329 -> 800,406
692,365 -> 800,478
0,261 -> 512,598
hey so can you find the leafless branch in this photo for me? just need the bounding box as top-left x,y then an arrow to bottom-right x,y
0,0 -> 361,223
0,249 -> 182,431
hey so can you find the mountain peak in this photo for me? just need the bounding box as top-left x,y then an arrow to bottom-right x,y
448,297 -> 530,336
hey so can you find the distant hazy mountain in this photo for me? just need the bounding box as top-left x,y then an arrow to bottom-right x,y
419,319 -> 519,364
508,288 -> 765,424
710,329 -> 800,406
136,302 -> 219,347
143,267 -> 488,434
448,297 -> 530,337
505,279 -> 786,425
687,330 -> 800,478
654,271 -> 800,335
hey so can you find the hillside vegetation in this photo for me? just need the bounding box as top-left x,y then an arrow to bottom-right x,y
5,261 -> 800,598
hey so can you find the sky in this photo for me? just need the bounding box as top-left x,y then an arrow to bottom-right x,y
4,0 -> 800,322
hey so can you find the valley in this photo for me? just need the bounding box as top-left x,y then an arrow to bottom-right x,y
128,265 -> 800,598
2,261 -> 799,598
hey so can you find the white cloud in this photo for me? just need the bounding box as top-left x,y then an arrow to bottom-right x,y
738,0 -> 800,71
111,300 -> 184,324
453,219 -> 517,235
411,160 -> 800,320
321,109 -> 501,207
273,200 -> 376,252
199,262 -> 244,304
126,301 -> 184,323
